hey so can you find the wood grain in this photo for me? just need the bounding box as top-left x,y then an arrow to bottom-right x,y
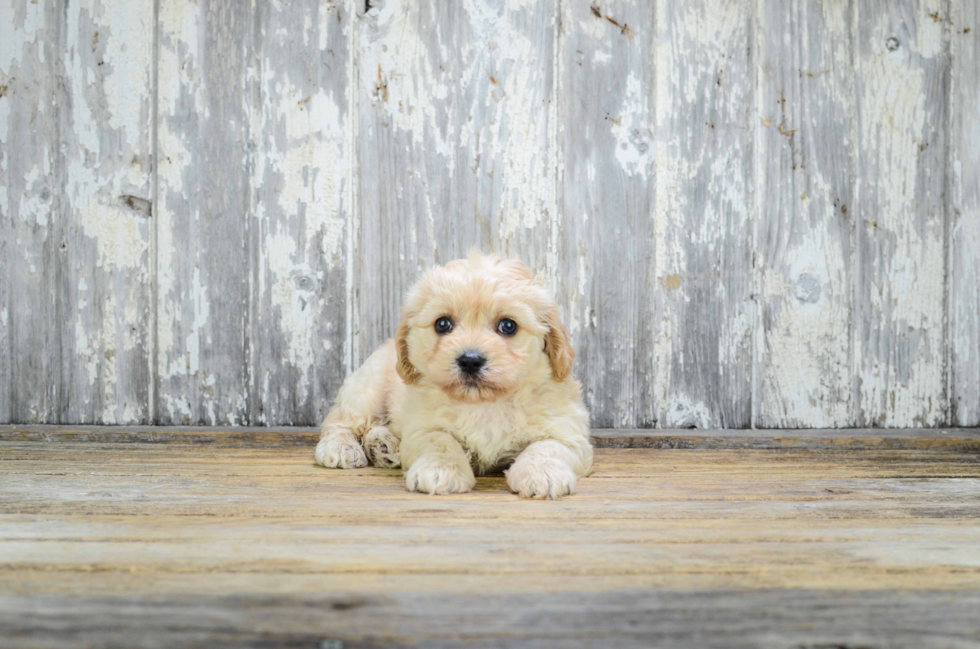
560,1 -> 656,428
1,441 -> 978,647
354,0 -> 454,360
950,0 -> 980,426
1,1 -> 65,423
3,424 -> 980,452
354,0 -> 559,363
155,0 -> 252,425
854,0 -> 949,427
62,0 -> 155,425
247,0 -> 351,426
653,0 -> 755,428
756,0 -> 855,428
3,590 -> 980,649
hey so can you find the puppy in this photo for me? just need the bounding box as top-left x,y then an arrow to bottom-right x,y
315,252 -> 593,498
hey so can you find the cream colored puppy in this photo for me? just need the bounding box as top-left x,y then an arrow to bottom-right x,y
315,252 -> 593,498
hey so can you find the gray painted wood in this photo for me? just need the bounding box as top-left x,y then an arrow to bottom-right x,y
560,1 -> 656,428
1,1 -> 65,423
950,0 -> 979,426
354,0 -> 558,362
248,0 -> 351,426
4,590 -> 980,649
1,0 -> 979,428
354,0 -> 454,360
653,0 -> 755,428
756,0 -> 855,428
61,0 -> 155,424
855,0 -> 949,427
155,0 -> 252,425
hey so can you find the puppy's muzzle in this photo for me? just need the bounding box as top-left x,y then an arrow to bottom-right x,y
456,351 -> 487,377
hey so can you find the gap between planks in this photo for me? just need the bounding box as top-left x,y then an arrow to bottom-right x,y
0,425 -> 978,452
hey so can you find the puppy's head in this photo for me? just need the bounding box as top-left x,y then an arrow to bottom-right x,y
395,252 -> 574,402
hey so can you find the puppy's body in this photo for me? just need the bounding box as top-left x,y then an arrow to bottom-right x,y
315,253 -> 592,498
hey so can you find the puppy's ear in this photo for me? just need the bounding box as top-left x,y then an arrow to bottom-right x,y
395,318 -> 421,384
544,304 -> 574,382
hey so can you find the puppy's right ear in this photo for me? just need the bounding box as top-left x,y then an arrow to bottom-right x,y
544,304 -> 575,382
395,318 -> 421,384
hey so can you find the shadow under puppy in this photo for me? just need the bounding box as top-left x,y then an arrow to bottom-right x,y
315,252 -> 593,498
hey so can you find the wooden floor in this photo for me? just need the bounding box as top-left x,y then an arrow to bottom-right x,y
2,429 -> 980,648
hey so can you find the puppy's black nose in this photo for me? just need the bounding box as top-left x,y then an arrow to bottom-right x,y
456,351 -> 487,376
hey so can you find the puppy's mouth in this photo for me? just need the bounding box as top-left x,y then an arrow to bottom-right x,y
444,373 -> 509,402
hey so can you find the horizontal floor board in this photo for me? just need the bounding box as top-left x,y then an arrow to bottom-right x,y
1,438 -> 978,646
3,425 -> 980,451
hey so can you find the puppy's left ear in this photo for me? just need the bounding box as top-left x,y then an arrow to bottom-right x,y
395,318 -> 421,384
544,304 -> 574,382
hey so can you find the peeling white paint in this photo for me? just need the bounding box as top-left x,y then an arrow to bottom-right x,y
362,1 -> 453,161
90,0 -> 154,150
610,72 -> 652,176
0,0 -> 45,75
265,231 -> 317,380
856,7 -> 946,427
260,77 -> 346,265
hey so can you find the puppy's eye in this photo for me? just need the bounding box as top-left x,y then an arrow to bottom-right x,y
496,318 -> 518,336
434,317 -> 453,334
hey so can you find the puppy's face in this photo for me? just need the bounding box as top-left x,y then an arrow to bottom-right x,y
396,255 -> 574,403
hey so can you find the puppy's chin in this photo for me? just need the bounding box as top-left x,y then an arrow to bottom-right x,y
442,378 -> 511,403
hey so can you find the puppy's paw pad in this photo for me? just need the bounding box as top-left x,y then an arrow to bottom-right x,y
506,458 -> 577,500
405,456 -> 475,495
363,426 -> 401,469
315,433 -> 368,469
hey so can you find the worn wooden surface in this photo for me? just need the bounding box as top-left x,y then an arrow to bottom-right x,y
560,0 -> 655,429
2,0 -> 979,429
1,0 -> 63,425
756,0 -> 855,428
654,0 -> 754,430
4,424 -> 980,452
855,0 -> 949,428
1,438 -> 979,647
950,0 -> 980,427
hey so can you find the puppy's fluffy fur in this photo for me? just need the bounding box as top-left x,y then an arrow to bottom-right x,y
315,252 -> 593,498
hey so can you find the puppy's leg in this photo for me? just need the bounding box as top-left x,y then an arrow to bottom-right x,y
402,431 -> 475,495
315,426 -> 368,469
362,425 -> 400,469
316,342 -> 398,470
505,438 -> 593,500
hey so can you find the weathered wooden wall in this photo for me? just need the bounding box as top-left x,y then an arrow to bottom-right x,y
1,0 -> 977,428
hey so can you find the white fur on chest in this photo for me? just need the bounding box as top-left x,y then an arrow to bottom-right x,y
450,401 -> 532,472
395,389 -> 535,470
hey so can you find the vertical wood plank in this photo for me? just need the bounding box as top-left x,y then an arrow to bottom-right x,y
949,0 -> 979,426
1,1 -> 64,423
560,1 -> 655,427
156,0 -> 252,424
453,0 -> 559,274
855,0 -> 948,427
653,0 -> 754,428
248,1 -> 351,425
61,0 -> 155,424
756,0 -> 855,428
355,0 -> 558,362
355,1 -> 456,359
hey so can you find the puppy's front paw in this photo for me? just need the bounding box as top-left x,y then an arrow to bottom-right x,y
405,455 -> 475,495
363,426 -> 400,469
506,456 -> 577,499
315,431 -> 368,469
